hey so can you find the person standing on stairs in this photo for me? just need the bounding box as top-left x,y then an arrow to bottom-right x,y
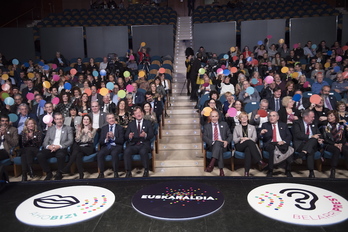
190,53 -> 202,101
203,110 -> 232,176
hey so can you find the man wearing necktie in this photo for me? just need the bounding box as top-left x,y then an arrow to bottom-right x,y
97,113 -> 124,178
320,85 -> 336,111
124,106 -> 154,177
292,110 -> 323,178
267,87 -> 283,112
203,110 -> 232,176
260,111 -> 293,177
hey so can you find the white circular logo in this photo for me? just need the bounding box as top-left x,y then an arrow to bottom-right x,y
15,186 -> 115,227
247,183 -> 348,226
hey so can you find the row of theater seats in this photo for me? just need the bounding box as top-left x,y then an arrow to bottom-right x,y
192,0 -> 341,32
32,6 -> 177,41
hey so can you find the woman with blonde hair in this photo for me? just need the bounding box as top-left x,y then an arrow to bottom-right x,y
278,96 -> 301,125
233,112 -> 267,176
21,118 -> 42,181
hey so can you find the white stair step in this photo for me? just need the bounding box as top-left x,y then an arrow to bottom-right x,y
170,101 -> 196,107
167,108 -> 197,115
159,136 -> 202,144
164,118 -> 200,125
159,143 -> 201,151
163,124 -> 200,130
162,129 -> 201,136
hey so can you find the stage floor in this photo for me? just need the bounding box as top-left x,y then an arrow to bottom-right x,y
1,177 -> 348,232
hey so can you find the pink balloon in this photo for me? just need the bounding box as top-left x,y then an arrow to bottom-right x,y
336,56 -> 342,62
293,43 -> 299,49
126,84 -> 134,93
221,65 -> 226,69
52,97 -> 60,105
227,107 -> 237,117
53,74 -> 60,81
266,35 -> 272,39
217,68 -> 223,74
51,63 -> 57,69
264,76 -> 274,84
43,114 -> 53,124
26,92 -> 34,100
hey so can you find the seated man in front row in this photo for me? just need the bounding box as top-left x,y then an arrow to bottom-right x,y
203,110 -> 232,176
37,112 -> 73,180
260,111 -> 293,177
124,106 -> 154,178
97,113 -> 124,178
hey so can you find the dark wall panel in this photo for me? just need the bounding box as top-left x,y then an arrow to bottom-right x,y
342,15 -> 348,46
40,27 -> 84,61
241,19 -> 286,50
0,28 -> 35,62
193,21 -> 236,55
290,16 -> 337,49
86,26 -> 129,58
132,25 -> 174,58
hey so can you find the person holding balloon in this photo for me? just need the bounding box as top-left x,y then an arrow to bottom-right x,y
238,81 -> 260,104
56,92 -> 72,118
20,118 -> 42,181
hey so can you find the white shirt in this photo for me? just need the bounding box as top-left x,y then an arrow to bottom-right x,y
51,126 -> 62,147
211,122 -> 222,141
0,135 -> 4,149
92,112 -> 100,129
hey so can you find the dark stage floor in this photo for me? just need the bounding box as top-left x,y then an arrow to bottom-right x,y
1,177 -> 348,232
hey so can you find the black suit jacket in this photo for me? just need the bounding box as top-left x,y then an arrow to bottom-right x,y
260,121 -> 292,147
268,97 -> 283,111
278,107 -> 301,124
203,121 -> 232,149
99,123 -> 124,148
100,102 -> 116,114
148,99 -> 163,123
89,94 -> 103,106
125,119 -> 154,148
322,95 -> 337,110
134,91 -> 145,106
292,119 -> 320,151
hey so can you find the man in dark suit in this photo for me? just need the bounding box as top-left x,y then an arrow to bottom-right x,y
10,94 -> 23,114
100,94 -> 116,114
30,94 -> 45,121
203,110 -> 232,176
320,85 -> 337,111
97,113 -> 124,178
131,82 -> 145,106
37,112 -> 73,180
89,85 -> 103,106
190,53 -> 202,101
250,99 -> 270,131
124,106 -> 154,177
21,79 -> 36,103
38,102 -> 55,136
293,89 -> 310,111
267,87 -> 283,112
260,111 -> 293,177
292,109 -> 323,178
145,91 -> 163,123
88,101 -> 107,131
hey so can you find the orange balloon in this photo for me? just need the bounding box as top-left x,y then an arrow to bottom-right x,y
310,94 -> 321,104
203,107 -> 212,117
27,73 -> 34,79
140,42 -> 146,47
99,87 -> 109,96
159,68 -> 165,73
281,67 -> 289,73
230,67 -> 238,73
324,62 -> 330,68
84,88 -> 92,96
1,74 -> 9,80
291,72 -> 299,78
70,68 -> 77,75
42,81 -> 51,89
138,70 -> 145,77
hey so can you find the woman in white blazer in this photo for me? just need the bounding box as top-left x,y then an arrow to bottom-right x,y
233,112 -> 267,176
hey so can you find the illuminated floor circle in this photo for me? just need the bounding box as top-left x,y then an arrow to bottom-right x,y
132,181 -> 224,220
247,183 -> 348,226
16,186 -> 115,227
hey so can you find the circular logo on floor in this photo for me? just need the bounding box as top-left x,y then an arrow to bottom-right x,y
15,186 -> 115,227
132,181 -> 224,220
247,183 -> 348,226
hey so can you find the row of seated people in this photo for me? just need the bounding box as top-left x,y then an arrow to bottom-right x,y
0,103 -> 157,182
203,108 -> 348,178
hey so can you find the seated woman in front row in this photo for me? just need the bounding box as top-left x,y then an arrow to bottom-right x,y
233,112 -> 267,176
62,115 -> 97,179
